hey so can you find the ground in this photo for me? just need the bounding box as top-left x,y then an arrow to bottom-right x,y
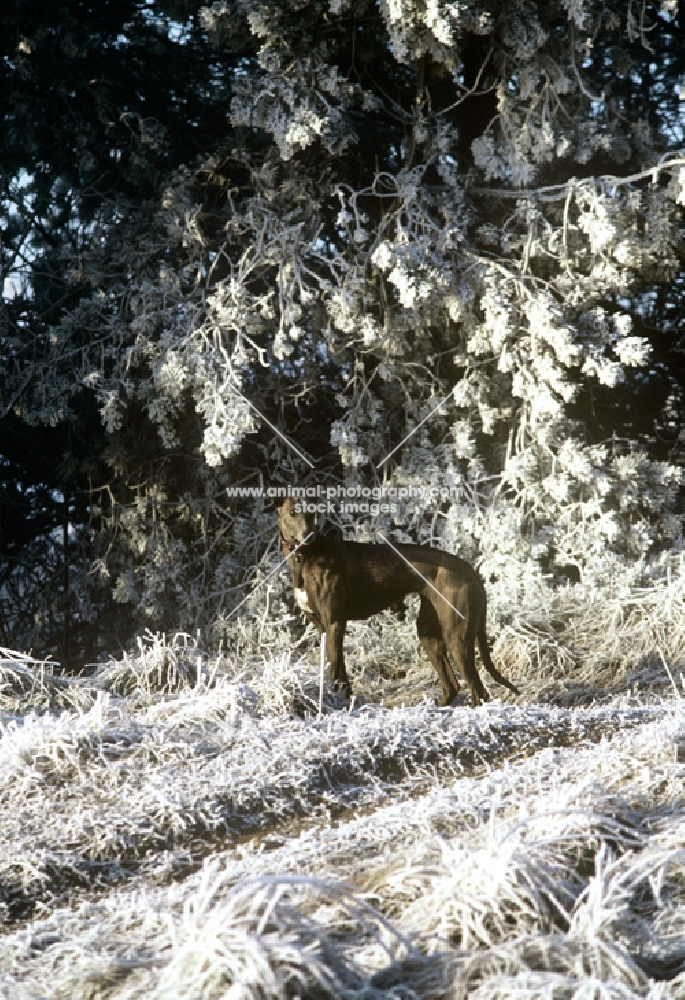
1,576 -> 685,998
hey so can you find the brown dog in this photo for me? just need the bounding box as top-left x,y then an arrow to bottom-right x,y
276,498 -> 518,706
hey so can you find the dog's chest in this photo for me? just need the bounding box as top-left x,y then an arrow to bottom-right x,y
293,555 -> 341,627
293,586 -> 313,614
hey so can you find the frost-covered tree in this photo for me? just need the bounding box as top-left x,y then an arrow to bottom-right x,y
2,0 -> 684,659
1,0 -> 243,660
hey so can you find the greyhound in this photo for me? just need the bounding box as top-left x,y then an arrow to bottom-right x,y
276,499 -> 518,706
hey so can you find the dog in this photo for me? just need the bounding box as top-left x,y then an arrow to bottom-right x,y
276,498 -> 518,706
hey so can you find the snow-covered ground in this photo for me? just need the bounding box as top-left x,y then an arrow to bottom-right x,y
1,580 -> 685,998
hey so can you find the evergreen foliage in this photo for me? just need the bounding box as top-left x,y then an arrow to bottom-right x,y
1,0 -> 683,662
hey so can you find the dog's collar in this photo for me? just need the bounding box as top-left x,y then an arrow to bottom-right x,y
280,531 -> 317,554
280,531 -> 302,555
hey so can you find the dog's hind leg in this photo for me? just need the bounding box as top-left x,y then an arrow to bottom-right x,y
434,594 -> 489,707
454,624 -> 489,706
417,596 -> 460,706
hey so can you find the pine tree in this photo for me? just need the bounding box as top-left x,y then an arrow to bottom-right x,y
2,1 -> 683,660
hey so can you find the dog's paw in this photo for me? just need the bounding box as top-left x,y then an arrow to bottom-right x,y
332,680 -> 352,698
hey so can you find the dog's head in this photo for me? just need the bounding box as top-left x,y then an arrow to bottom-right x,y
274,496 -> 318,552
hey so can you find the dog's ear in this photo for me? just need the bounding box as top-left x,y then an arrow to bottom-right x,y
271,492 -> 287,509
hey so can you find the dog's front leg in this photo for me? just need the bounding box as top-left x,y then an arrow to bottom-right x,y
326,620 -> 351,697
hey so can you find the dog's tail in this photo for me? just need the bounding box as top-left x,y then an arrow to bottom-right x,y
478,615 -> 519,695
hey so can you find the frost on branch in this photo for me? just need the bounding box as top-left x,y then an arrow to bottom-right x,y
231,53 -> 360,160
197,384 -> 257,467
6,0 -> 683,651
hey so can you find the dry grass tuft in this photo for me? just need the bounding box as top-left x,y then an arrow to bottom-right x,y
493,573 -> 685,704
0,647 -> 93,714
